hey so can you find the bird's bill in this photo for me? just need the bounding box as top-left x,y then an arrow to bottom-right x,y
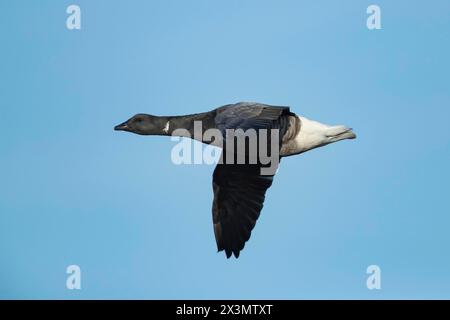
114,121 -> 129,131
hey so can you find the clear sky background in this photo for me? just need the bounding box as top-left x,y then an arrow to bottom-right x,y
1,0 -> 449,299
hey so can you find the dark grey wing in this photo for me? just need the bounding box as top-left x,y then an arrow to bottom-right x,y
210,103 -> 291,258
215,102 -> 291,136
212,160 -> 277,258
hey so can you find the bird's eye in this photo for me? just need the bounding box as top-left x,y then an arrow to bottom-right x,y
135,118 -> 143,123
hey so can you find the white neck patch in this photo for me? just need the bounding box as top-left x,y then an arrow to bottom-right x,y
162,121 -> 170,134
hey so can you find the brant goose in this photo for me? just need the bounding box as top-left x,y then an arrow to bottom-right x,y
114,102 -> 356,258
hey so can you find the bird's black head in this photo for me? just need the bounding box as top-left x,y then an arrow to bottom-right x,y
114,114 -> 168,135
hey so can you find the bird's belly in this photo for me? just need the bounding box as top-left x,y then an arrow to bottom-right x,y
280,140 -> 302,157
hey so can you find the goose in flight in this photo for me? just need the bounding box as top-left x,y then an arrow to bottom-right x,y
114,102 -> 356,258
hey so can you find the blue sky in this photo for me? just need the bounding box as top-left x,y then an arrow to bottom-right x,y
1,0 -> 449,299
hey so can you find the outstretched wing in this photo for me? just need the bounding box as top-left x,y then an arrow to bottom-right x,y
212,162 -> 275,258
211,103 -> 290,258
215,102 -> 291,136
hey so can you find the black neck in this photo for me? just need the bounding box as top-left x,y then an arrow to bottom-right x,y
163,111 -> 216,136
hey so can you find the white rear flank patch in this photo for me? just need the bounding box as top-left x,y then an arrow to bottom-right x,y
281,116 -> 354,156
291,116 -> 331,154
